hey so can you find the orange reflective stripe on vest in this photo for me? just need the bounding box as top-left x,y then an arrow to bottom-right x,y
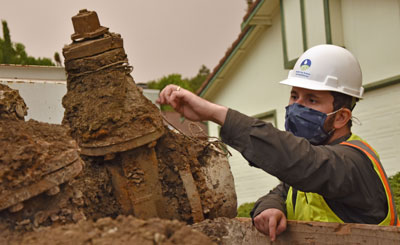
341,141 -> 399,226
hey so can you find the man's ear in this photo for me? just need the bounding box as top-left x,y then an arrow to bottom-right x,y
333,108 -> 352,129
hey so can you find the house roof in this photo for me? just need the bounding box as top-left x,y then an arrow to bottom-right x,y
241,0 -> 265,29
196,25 -> 253,96
196,0 -> 264,97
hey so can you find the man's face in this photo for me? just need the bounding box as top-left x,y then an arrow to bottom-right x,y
289,87 -> 334,114
289,86 -> 336,133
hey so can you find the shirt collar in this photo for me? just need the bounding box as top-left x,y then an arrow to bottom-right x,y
329,133 -> 352,145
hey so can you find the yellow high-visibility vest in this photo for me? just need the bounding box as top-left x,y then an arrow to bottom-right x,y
286,134 -> 399,226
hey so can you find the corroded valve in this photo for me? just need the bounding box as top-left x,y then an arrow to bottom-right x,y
61,9 -> 237,224
63,10 -> 165,156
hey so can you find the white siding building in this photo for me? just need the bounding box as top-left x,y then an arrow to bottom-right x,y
198,0 -> 400,205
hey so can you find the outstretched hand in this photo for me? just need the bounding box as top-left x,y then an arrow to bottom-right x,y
253,208 -> 287,242
157,85 -> 228,125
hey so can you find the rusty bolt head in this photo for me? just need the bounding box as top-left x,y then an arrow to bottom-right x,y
71,9 -> 109,41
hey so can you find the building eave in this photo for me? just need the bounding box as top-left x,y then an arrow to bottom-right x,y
197,0 -> 277,99
196,25 -> 254,98
241,0 -> 266,30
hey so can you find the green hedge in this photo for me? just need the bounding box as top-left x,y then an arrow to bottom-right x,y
388,172 -> 400,216
237,202 -> 255,218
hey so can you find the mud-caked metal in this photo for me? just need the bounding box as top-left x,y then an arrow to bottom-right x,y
71,9 -> 109,41
0,85 -> 84,216
61,10 -> 237,223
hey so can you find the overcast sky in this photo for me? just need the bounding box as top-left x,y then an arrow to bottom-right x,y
0,0 -> 247,83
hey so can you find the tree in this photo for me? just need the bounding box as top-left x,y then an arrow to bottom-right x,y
0,20 -> 55,66
188,65 -> 210,92
54,52 -> 62,66
1,20 -> 13,64
147,65 -> 210,93
146,66 -> 210,111
0,37 -> 3,62
148,73 -> 191,92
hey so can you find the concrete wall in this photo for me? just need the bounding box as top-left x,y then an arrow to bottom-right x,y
0,65 -> 161,125
0,65 -> 67,124
1,80 -> 67,124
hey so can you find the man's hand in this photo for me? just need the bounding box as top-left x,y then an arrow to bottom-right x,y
157,84 -> 228,125
253,208 -> 287,242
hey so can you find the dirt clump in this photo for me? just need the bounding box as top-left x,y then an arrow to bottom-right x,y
62,32 -> 164,155
0,85 -> 84,231
156,129 -> 237,222
1,216 -> 216,245
67,156 -> 121,221
54,128 -> 236,224
0,83 -> 27,120
0,120 -> 78,191
192,217 -> 258,245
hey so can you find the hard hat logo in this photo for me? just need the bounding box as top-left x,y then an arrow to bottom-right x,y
300,59 -> 311,71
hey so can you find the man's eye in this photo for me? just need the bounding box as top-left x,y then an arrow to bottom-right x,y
291,95 -> 297,100
309,98 -> 317,103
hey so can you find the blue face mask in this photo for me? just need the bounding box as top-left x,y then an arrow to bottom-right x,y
284,103 -> 340,145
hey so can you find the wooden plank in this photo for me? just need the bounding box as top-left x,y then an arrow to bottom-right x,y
193,217 -> 400,245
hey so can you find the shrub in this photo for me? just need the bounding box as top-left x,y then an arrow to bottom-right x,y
388,172 -> 400,216
237,202 -> 255,218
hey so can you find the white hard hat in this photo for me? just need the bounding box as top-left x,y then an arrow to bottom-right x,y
280,44 -> 363,98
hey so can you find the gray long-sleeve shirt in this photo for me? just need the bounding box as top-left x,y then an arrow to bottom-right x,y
220,109 -> 387,224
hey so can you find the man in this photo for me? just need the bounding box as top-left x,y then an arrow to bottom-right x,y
157,44 -> 399,241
